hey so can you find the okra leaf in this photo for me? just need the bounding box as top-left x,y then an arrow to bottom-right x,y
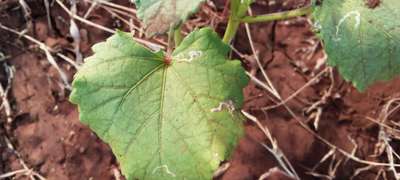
70,28 -> 248,180
313,0 -> 400,90
134,0 -> 205,36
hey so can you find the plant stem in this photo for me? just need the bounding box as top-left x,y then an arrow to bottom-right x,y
167,27 -> 174,55
222,17 -> 240,44
174,24 -> 183,46
241,6 -> 313,23
222,0 -> 251,44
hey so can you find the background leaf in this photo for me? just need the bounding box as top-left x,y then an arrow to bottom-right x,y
70,28 -> 248,180
134,0 -> 205,36
313,0 -> 400,90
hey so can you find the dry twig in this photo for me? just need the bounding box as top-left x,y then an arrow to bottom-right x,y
242,111 -> 300,180
0,23 -> 72,89
241,8 -> 300,180
0,136 -> 46,180
238,7 -> 400,180
0,64 -> 14,124
55,0 -> 164,51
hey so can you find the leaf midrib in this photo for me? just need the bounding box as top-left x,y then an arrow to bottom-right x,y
157,64 -> 168,173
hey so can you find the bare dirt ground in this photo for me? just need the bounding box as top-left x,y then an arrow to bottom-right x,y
1,0 -> 399,180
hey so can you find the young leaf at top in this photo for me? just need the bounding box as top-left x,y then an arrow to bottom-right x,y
134,0 -> 205,36
313,0 -> 400,90
70,28 -> 249,180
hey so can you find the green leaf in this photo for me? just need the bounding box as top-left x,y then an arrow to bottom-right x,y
70,28 -> 248,180
134,0 -> 205,36
313,0 -> 400,90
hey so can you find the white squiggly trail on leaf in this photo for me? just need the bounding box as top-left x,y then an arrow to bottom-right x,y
152,165 -> 176,177
210,100 -> 235,113
175,50 -> 203,62
313,20 -> 322,31
334,11 -> 361,41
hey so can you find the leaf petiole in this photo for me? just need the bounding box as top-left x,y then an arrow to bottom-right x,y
167,26 -> 175,55
240,6 -> 313,23
174,24 -> 183,46
223,2 -> 313,44
222,0 -> 252,44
